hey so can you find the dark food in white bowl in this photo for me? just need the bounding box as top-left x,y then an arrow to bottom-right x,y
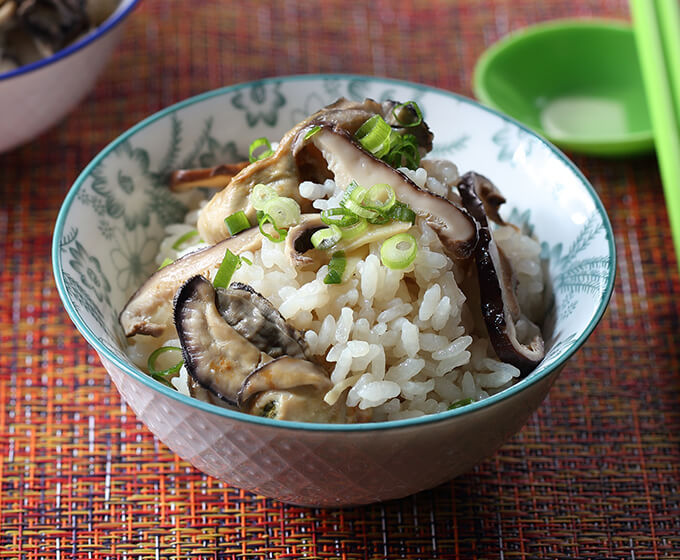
0,0 -> 119,73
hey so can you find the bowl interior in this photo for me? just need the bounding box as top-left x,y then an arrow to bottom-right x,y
474,20 -> 653,155
53,75 -> 616,430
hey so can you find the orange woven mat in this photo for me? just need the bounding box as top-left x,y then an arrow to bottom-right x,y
0,0 -> 678,558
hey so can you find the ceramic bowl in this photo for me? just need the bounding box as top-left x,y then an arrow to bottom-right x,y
53,75 -> 616,507
473,19 -> 653,156
0,0 -> 140,153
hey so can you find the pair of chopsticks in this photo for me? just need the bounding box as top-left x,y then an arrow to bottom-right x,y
630,0 -> 680,269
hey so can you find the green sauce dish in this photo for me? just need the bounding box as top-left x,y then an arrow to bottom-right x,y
473,19 -> 653,156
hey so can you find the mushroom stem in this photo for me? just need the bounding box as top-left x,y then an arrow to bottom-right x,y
169,162 -> 250,192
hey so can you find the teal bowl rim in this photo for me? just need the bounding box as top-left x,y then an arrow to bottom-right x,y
472,18 -> 654,155
52,73 -> 617,433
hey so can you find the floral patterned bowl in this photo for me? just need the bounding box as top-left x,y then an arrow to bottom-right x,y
52,75 -> 616,507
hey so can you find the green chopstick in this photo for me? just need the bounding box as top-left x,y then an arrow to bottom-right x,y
656,0 -> 680,123
630,0 -> 680,271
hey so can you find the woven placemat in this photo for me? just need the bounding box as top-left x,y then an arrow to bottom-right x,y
1,0 -> 678,557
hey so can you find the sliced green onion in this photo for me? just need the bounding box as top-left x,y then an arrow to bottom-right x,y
366,213 -> 391,225
342,180 -> 364,202
448,397 -> 473,410
392,101 -> 423,128
324,251 -> 346,284
363,183 -> 396,213
248,137 -> 274,162
257,211 -> 287,243
224,210 -> 251,235
310,225 -> 342,250
250,183 -> 278,211
338,217 -> 368,240
321,207 -> 360,227
341,198 -> 379,219
148,346 -> 184,382
380,233 -> 418,269
383,133 -> 420,170
304,125 -> 321,140
262,196 -> 301,228
355,115 -> 392,157
172,229 -> 199,250
158,257 -> 174,269
388,201 -> 417,224
240,256 -> 252,265
213,248 -> 241,288
348,182 -> 368,203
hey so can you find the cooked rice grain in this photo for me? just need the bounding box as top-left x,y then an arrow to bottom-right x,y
140,159 -> 545,421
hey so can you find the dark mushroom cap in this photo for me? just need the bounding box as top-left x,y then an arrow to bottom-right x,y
215,282 -> 308,360
295,123 -> 478,259
237,356 -> 332,410
119,226 -> 263,337
173,275 -> 268,404
457,171 -> 545,375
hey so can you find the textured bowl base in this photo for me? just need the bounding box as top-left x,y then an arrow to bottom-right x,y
103,353 -> 562,506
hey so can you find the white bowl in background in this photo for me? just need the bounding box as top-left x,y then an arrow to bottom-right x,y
0,0 -> 140,152
52,75 -> 616,507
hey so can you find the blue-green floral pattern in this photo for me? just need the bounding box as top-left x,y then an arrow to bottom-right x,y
179,117 -> 243,168
68,239 -> 112,308
430,134 -> 470,156
60,229 -> 114,333
90,141 -> 155,230
55,76 -> 614,389
232,81 -> 285,127
110,230 -> 159,292
545,212 -> 610,306
493,123 -> 537,163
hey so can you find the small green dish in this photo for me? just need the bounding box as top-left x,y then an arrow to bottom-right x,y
473,19 -> 653,156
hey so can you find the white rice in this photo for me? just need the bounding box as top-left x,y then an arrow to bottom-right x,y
134,158 -> 545,422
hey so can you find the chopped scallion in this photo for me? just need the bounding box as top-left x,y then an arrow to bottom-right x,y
262,196 -> 301,228
250,183 -> 278,211
355,114 -> 392,158
213,249 -> 241,288
321,207 -> 360,227
338,217 -> 368,240
324,251 -> 346,284
147,346 -> 184,383
385,133 -> 420,169
363,183 -> 396,213
341,198 -> 379,219
448,397 -> 473,410
224,210 -> 251,235
388,201 -> 417,224
172,229 -> 199,250
304,125 -> 321,140
380,233 -> 418,269
248,137 -> 274,162
392,101 -> 423,128
257,211 -> 287,243
366,213 -> 391,225
158,257 -> 174,269
310,225 -> 342,250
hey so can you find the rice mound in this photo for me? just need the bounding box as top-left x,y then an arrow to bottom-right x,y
127,158 -> 545,422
